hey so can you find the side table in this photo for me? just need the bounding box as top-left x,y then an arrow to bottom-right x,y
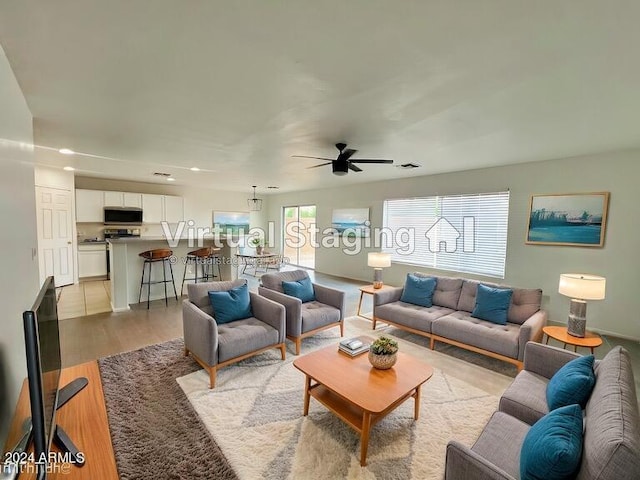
542,325 -> 603,354
357,285 -> 393,321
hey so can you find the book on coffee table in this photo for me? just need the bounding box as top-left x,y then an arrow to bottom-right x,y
338,338 -> 370,357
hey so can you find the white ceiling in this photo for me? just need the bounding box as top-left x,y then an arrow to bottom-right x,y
1,1 -> 639,193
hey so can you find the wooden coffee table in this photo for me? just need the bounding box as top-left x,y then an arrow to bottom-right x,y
293,339 -> 434,466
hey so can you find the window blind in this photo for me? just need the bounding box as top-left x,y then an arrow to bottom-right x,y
382,191 -> 510,278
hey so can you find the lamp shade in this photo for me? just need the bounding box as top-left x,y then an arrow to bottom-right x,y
559,274 -> 606,300
368,252 -> 391,268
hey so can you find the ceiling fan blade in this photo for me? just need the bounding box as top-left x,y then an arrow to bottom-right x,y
292,155 -> 335,161
349,159 -> 394,164
348,163 -> 363,172
307,162 -> 333,169
338,148 -> 358,161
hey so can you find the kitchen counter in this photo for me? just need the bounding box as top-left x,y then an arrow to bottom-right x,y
109,236 -> 238,311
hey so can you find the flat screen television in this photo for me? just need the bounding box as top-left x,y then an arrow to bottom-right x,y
22,276 -> 86,479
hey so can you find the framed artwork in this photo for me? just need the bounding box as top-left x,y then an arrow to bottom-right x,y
331,208 -> 370,238
213,211 -> 250,235
526,192 -> 610,247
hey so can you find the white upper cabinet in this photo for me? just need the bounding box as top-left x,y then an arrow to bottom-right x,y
76,189 -> 104,222
103,191 -> 142,208
123,192 -> 142,208
142,194 -> 164,223
164,195 -> 184,223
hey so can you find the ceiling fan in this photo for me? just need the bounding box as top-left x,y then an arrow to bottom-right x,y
293,143 -> 394,176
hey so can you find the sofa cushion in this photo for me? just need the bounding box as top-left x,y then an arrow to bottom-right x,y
400,274 -> 436,307
578,346 -> 640,480
261,270 -> 309,293
433,311 -> 520,358
471,284 -> 513,325
208,283 -> 252,324
499,370 -> 549,425
456,280 -> 542,325
471,411 -> 529,478
301,301 -> 340,333
375,302 -> 454,333
282,276 -> 315,302
430,276 -> 463,309
547,355 -> 595,410
520,404 -> 583,480
217,317 -> 279,362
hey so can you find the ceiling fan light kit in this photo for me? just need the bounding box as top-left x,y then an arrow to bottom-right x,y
293,143 -> 394,176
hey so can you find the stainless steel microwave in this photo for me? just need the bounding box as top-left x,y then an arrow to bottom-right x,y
103,207 -> 143,225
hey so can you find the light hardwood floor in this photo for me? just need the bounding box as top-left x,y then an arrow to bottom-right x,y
58,270 -> 640,398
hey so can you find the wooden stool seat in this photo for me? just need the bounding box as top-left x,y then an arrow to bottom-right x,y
181,247 -> 223,295
138,249 -> 178,309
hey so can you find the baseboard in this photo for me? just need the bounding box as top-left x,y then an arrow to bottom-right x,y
111,303 -> 130,313
548,320 -> 639,342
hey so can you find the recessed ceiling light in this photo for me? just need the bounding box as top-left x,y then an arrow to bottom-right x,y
63,166 -> 75,171
267,186 -> 280,189
167,177 -> 176,182
190,167 -> 200,172
59,148 -> 75,155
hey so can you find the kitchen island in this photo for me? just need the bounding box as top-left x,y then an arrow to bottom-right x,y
108,236 -> 238,311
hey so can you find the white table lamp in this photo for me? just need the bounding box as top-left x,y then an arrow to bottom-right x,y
558,273 -> 606,338
368,252 -> 391,289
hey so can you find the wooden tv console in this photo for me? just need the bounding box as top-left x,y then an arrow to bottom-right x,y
3,361 -> 118,479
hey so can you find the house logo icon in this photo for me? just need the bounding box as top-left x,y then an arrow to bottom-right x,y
425,217 -> 475,253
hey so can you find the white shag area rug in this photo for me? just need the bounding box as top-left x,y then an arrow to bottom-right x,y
178,317 -> 503,480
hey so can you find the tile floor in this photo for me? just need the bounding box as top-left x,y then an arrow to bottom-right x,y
57,279 -> 112,319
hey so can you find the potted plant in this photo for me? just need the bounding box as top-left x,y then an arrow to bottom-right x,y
249,237 -> 265,255
368,336 -> 399,370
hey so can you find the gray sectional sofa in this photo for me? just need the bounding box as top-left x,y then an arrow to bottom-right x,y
373,274 -> 547,370
445,342 -> 640,479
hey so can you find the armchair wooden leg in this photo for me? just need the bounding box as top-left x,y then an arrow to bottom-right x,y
339,322 -> 344,337
208,366 -> 217,389
279,343 -> 286,360
429,337 -> 435,350
295,338 -> 301,356
184,347 -> 189,357
372,316 -> 377,330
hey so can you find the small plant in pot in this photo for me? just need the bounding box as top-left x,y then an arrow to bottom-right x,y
249,237 -> 265,255
368,336 -> 399,370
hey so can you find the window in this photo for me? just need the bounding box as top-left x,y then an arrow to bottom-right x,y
382,191 -> 510,278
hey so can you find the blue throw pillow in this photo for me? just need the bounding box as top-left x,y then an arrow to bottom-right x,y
208,283 -> 252,324
547,355 -> 595,411
282,277 -> 315,303
400,274 -> 436,307
471,284 -> 513,325
520,404 -> 584,480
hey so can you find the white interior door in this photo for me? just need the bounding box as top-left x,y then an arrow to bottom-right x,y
36,186 -> 74,286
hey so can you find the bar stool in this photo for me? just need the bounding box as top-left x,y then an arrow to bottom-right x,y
208,247 -> 223,281
181,247 -> 219,294
138,248 -> 178,309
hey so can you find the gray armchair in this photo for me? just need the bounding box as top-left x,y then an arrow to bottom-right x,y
183,279 -> 286,388
258,270 -> 345,355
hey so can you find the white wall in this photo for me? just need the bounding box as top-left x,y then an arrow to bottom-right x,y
74,177 -> 268,238
267,150 -> 640,340
0,46 -> 39,445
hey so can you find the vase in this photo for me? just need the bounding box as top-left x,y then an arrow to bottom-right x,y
256,246 -> 263,255
368,351 -> 397,370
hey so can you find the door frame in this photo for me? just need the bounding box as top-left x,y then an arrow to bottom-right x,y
281,204 -> 316,269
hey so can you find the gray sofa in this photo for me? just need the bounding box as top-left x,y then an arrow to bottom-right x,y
183,279 -> 286,388
373,274 -> 547,370
258,270 -> 346,354
445,342 -> 640,479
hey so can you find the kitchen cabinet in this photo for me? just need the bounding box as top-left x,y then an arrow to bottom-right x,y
76,189 -> 104,222
142,194 -> 164,223
164,195 -> 184,223
103,191 -> 142,208
78,244 -> 107,278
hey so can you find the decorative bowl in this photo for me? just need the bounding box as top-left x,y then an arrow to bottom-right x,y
368,351 -> 397,370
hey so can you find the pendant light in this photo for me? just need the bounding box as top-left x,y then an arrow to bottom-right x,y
247,185 -> 262,211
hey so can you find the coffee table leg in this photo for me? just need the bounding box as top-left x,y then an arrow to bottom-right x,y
414,386 -> 421,420
303,375 -> 311,416
360,411 -> 372,467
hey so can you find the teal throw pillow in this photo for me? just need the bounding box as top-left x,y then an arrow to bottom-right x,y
520,404 -> 584,480
400,274 -> 436,307
547,354 -> 595,410
208,283 -> 252,324
282,277 -> 315,303
471,284 -> 513,325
